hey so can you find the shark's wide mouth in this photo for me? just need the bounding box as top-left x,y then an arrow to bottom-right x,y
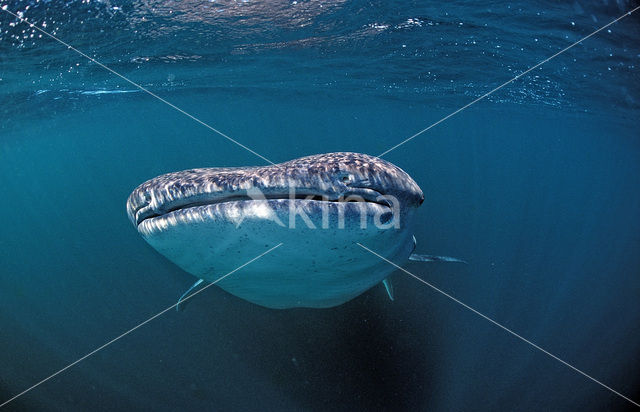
134,188 -> 392,227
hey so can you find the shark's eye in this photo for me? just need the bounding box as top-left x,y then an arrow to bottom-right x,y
340,174 -> 352,184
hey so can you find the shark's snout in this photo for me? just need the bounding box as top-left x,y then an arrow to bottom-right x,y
126,152 -> 423,229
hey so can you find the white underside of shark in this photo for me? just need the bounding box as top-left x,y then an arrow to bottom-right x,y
140,199 -> 416,308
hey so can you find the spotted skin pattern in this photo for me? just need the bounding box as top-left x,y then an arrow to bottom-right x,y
127,152 -> 424,228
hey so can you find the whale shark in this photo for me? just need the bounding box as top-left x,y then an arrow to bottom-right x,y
126,152 -> 463,309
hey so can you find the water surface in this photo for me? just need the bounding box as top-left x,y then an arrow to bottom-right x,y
1,1 -> 639,410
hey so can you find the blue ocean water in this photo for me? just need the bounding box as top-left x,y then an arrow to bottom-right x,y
1,0 -> 639,410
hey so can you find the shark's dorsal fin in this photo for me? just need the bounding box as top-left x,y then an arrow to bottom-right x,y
409,254 -> 467,264
176,278 -> 207,311
382,278 -> 394,301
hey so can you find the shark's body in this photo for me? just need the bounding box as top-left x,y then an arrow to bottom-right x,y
127,152 -> 445,309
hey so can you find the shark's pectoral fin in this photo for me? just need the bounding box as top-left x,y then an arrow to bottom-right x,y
409,254 -> 467,264
382,278 -> 394,301
177,278 -> 207,312
411,235 -> 467,263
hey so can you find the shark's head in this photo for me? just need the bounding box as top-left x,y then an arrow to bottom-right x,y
127,152 -> 423,231
126,152 -> 424,308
